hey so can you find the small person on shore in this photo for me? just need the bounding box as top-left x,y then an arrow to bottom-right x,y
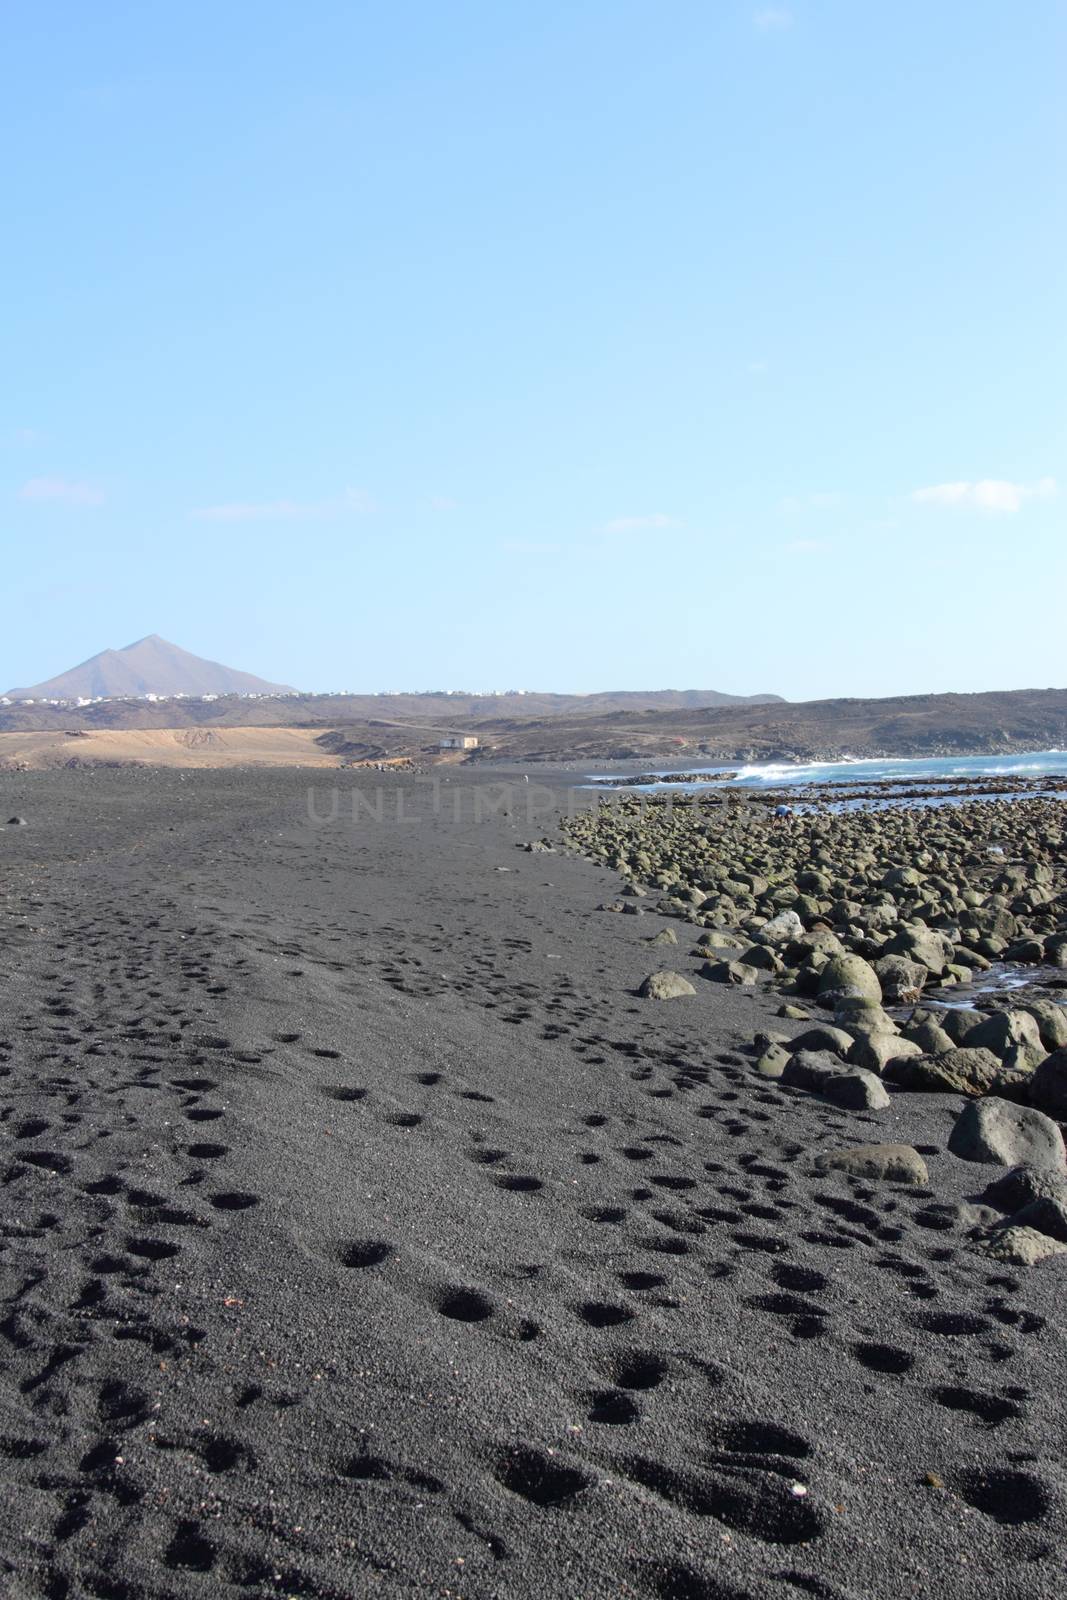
773,802 -> 792,826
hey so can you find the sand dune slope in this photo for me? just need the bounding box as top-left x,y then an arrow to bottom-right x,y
0,726 -> 342,768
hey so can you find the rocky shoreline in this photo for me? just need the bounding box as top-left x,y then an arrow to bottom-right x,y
591,773 -> 1067,801
562,789 -> 1067,1266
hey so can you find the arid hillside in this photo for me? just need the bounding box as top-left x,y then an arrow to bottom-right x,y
2,687 -> 1064,769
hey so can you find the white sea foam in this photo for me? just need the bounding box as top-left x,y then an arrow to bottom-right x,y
589,749 -> 1067,794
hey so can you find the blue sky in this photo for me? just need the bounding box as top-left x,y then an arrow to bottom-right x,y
3,2 -> 1064,700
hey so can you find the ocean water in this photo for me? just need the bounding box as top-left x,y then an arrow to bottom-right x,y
588,749 -> 1067,801
724,750 -> 1067,788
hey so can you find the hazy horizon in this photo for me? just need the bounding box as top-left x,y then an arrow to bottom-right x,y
4,2 -> 1064,699
5,623 -> 1066,706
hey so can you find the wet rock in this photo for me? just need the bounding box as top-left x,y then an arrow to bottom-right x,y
947,1097 -> 1066,1170
814,1143 -> 928,1184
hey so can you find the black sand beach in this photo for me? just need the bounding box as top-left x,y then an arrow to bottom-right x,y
1,767 -> 1064,1600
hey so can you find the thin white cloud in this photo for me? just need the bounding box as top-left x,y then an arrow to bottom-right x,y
603,513 -> 679,534
429,495 -> 460,512
192,488 -> 377,522
20,476 -> 104,506
911,477 -> 1056,513
754,8 -> 793,32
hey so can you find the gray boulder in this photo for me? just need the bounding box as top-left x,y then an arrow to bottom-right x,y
834,997 -> 898,1035
1018,1000 -> 1067,1053
1009,1196 -> 1067,1243
881,865 -> 922,891
884,1046 -> 1004,1097
758,908 -> 805,944
814,1143 -> 928,1184
973,1226 -> 1067,1266
755,1044 -> 791,1079
848,1032 -> 923,1076
941,1008 -> 986,1045
968,1010 -> 1047,1073
1030,1048 -> 1067,1119
875,954 -> 927,1003
638,970 -> 695,1000
980,1164 -> 1067,1214
786,1024 -> 854,1057
884,926 -> 954,977
817,955 -> 882,1008
702,959 -> 759,986
738,944 -> 783,973
947,1097 -> 1066,1170
904,1016 -> 956,1055
787,929 -> 845,963
782,1050 -> 890,1110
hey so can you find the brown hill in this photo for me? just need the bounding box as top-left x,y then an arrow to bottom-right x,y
464,687 -> 1067,763
2,685 -> 1064,766
0,685 -> 781,731
5,635 -> 296,700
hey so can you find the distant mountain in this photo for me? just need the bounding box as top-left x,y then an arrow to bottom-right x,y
5,635 -> 297,700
